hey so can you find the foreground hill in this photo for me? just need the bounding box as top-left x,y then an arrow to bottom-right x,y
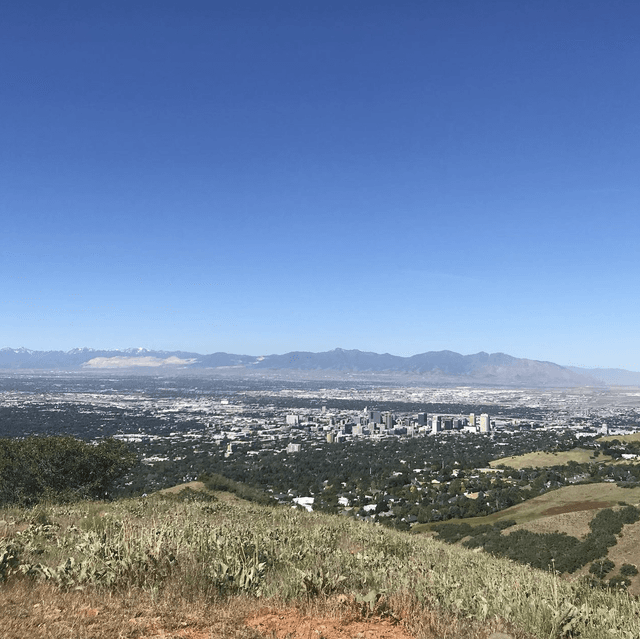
1,489 -> 639,638
0,346 -> 600,387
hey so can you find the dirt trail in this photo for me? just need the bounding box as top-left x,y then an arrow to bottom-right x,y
247,608 -> 415,639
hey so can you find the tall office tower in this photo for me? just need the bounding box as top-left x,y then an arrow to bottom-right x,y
385,412 -> 394,429
480,413 -> 491,433
431,415 -> 441,433
469,413 -> 476,428
417,412 -> 427,426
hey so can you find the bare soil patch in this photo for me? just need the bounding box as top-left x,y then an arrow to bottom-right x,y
247,608 -> 415,639
0,583 -> 533,639
245,597 -> 528,639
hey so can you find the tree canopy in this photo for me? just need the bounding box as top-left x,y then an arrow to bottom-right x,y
0,436 -> 137,506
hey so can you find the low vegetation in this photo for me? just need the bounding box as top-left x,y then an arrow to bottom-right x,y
413,483 -> 640,533
2,491 -> 640,639
432,505 -> 640,575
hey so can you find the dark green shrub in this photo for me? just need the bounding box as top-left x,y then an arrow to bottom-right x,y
590,559 -> 615,578
619,505 -> 640,524
0,436 -> 137,506
608,575 -> 631,590
432,522 -> 473,543
620,563 -> 638,577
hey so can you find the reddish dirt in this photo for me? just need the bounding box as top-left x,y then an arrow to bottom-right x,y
541,500 -> 611,516
247,608 -> 415,639
129,616 -> 212,638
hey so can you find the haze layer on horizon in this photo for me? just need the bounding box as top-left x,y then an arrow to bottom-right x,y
2,1 -> 639,370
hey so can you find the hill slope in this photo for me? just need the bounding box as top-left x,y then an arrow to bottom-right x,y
1,491 -> 639,639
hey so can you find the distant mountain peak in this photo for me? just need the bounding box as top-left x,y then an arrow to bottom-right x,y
0,346 -> 606,388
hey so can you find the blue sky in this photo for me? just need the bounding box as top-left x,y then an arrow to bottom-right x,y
2,1 -> 640,369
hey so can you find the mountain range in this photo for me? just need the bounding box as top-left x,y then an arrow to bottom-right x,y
0,346 -> 629,388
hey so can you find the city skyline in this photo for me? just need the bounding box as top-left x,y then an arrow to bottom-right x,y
2,2 -> 640,369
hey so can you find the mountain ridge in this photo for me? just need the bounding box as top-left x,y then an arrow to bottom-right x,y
0,346 -> 607,388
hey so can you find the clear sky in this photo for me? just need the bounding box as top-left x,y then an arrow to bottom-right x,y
2,1 -> 639,369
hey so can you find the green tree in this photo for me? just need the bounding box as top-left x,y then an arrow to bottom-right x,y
0,436 -> 137,506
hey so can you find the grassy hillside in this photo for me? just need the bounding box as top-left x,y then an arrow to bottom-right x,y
413,483 -> 640,533
489,449 -> 610,469
1,489 -> 640,639
599,433 -> 640,443
413,483 -> 640,600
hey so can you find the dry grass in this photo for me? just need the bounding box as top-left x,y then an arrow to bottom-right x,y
0,580 -> 264,639
157,481 -> 208,495
414,483 -> 640,534
3,494 -> 640,639
503,508 -> 597,539
489,449 -> 609,469
590,517 -> 640,596
599,433 -> 640,443
0,581 -> 537,639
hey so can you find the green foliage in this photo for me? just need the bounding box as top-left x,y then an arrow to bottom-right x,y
619,563 -> 638,577
607,574 -> 632,590
199,472 -> 272,504
0,542 -> 20,582
2,495 -> 640,639
0,436 -> 137,506
432,520 -> 516,544
432,522 -> 474,543
443,506 -> 640,576
298,567 -> 347,598
589,559 -> 615,579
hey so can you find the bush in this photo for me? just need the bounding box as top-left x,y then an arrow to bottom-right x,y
608,575 -> 631,590
0,436 -> 137,506
432,522 -> 473,543
620,563 -> 638,577
589,559 -> 615,579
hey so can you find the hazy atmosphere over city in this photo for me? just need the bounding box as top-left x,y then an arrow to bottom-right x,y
2,1 -> 640,369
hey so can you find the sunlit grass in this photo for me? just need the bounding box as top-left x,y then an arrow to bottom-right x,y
2,491 -> 640,638
489,449 -> 610,468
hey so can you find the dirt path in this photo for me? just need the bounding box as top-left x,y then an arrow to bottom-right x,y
247,608 -> 415,639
